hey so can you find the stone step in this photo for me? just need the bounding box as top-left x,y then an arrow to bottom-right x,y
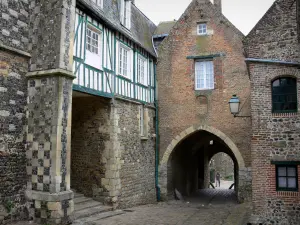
75,200 -> 103,212
74,192 -> 85,199
74,210 -> 125,225
74,196 -> 92,204
74,205 -> 113,220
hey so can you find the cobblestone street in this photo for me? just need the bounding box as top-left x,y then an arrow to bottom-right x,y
10,189 -> 251,225
75,189 -> 251,225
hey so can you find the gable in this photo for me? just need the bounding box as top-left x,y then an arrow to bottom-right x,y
158,0 -> 244,53
245,0 -> 299,61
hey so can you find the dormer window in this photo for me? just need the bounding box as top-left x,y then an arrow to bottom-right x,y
120,0 -> 131,29
91,0 -> 103,8
197,23 -> 207,35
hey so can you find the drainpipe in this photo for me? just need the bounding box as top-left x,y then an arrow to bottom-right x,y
152,36 -> 161,201
154,63 -> 161,201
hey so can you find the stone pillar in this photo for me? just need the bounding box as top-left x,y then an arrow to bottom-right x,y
25,71 -> 75,224
96,105 -> 122,208
238,167 -> 252,203
25,0 -> 76,224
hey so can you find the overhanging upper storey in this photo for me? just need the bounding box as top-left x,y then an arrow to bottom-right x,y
73,5 -> 156,104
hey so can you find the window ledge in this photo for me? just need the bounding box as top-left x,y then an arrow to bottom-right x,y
141,136 -> 148,141
277,191 -> 299,197
272,112 -> 298,118
117,74 -> 132,82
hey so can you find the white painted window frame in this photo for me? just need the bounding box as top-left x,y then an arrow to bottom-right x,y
85,25 -> 103,70
91,0 -> 103,8
117,42 -> 132,80
195,61 -> 214,90
120,0 -> 131,29
197,23 -> 207,35
86,27 -> 101,55
137,55 -> 148,86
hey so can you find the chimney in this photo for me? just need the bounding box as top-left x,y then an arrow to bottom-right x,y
214,0 -> 222,12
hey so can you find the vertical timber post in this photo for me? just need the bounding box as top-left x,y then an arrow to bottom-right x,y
25,0 -> 76,224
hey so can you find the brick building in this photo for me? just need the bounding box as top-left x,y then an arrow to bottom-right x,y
245,0 -> 300,224
0,0 -> 157,224
155,0 -> 252,202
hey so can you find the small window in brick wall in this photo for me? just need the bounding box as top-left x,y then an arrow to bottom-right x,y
272,77 -> 297,113
276,165 -> 298,191
139,105 -> 148,138
197,23 -> 207,35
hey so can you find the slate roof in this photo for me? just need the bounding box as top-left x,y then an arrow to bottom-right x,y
77,0 -> 157,56
154,21 -> 177,36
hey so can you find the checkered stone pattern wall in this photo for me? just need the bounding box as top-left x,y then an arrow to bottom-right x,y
29,199 -> 74,225
26,75 -> 73,224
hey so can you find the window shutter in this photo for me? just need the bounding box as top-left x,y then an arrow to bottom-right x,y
207,61 -> 214,89
116,42 -> 119,75
144,60 -> 148,86
195,62 -> 201,90
129,49 -> 133,80
125,1 -> 131,29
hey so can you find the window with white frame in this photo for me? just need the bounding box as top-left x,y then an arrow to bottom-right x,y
137,56 -> 147,85
149,60 -> 154,87
118,44 -> 132,78
120,0 -> 131,29
85,25 -> 103,70
197,23 -> 207,35
86,27 -> 100,55
91,0 -> 103,8
195,61 -> 214,90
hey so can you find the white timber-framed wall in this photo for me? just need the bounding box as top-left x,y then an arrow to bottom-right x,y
73,7 -> 156,104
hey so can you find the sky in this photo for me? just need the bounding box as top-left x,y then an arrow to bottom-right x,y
135,0 -> 276,35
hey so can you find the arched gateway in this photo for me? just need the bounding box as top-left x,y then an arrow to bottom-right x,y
159,125 -> 250,202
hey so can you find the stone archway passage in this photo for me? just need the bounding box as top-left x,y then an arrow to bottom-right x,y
158,125 -> 251,202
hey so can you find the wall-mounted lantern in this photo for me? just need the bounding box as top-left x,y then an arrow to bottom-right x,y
228,94 -> 251,118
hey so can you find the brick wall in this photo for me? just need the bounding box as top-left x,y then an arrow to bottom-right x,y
71,96 -> 111,198
245,0 -> 300,223
157,0 -> 252,200
115,99 -> 156,208
249,64 -> 300,224
0,49 -> 28,219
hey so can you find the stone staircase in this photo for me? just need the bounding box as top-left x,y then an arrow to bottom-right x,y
73,191 -> 125,225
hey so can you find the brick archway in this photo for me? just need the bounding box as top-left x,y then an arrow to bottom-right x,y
158,124 -> 246,200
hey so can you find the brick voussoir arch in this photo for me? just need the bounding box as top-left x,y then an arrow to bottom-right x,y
160,124 -> 245,169
158,125 -> 245,197
265,67 -> 300,86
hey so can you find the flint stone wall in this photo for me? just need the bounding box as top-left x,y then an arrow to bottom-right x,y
71,97 -> 111,198
0,0 -> 29,51
115,99 -> 156,208
0,49 -> 28,220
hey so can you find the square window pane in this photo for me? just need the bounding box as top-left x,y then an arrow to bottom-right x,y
278,177 -> 287,188
273,80 -> 280,87
278,167 -> 286,176
288,167 -> 296,177
288,177 -> 297,188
